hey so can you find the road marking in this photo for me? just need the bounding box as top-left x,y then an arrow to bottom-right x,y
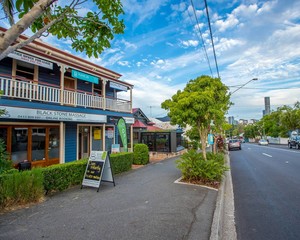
262,153 -> 272,157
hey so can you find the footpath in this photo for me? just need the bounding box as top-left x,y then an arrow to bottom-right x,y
0,154 -> 236,240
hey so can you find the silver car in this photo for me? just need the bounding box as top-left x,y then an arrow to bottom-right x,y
228,139 -> 241,151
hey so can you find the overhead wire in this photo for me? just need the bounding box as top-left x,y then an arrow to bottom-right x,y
203,0 -> 220,79
189,0 -> 214,77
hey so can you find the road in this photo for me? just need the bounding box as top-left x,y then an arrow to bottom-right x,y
230,143 -> 300,240
0,156 -> 217,240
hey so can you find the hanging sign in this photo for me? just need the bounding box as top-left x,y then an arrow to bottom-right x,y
71,69 -> 98,84
110,82 -> 128,91
117,118 -> 128,152
81,151 -> 115,192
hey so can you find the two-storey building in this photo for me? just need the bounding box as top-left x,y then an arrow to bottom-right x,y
0,27 -> 134,168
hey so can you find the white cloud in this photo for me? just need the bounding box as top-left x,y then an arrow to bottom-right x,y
215,14 -> 239,32
181,40 -> 199,47
118,61 -> 130,67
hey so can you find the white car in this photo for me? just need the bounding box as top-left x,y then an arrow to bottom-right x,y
258,139 -> 268,145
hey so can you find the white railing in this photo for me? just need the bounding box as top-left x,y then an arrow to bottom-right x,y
0,77 -> 131,113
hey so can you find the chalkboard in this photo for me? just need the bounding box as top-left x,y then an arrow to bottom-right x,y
81,151 -> 115,192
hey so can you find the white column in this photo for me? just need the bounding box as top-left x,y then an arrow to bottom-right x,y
102,78 -> 107,110
57,64 -> 66,106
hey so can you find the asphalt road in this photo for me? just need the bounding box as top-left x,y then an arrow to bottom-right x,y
0,156 -> 217,240
230,143 -> 300,240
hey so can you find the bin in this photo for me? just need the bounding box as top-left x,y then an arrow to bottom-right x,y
18,161 -> 31,171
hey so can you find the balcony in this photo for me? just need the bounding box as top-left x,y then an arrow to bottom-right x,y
0,77 -> 131,113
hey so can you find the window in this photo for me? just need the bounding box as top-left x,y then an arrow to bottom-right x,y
15,60 -> 35,80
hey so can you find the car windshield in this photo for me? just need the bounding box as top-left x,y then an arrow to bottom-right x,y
230,140 -> 239,143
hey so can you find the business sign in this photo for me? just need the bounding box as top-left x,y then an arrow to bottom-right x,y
208,133 -> 214,145
81,151 -> 115,192
8,51 -> 53,69
71,69 -> 98,84
0,106 -> 107,123
123,117 -> 135,124
111,144 -> 120,153
109,82 -> 128,91
117,118 -> 128,152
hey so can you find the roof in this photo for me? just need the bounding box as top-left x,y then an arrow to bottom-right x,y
147,125 -> 162,131
132,119 -> 147,128
0,27 -> 133,88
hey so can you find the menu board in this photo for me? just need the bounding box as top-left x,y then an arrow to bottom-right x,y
81,151 -> 115,192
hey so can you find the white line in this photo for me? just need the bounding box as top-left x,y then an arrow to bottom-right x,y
262,153 -> 272,157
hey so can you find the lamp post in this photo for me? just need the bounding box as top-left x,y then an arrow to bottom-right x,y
230,78 -> 258,95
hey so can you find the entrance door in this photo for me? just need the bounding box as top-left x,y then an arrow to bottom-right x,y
79,126 -> 90,159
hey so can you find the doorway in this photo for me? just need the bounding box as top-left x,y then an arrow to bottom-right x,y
79,126 -> 90,159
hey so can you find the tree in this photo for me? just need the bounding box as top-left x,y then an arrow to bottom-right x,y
0,0 -> 125,60
161,75 -> 231,160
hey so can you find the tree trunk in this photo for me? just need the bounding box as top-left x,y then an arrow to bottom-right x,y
0,0 -> 55,60
199,128 -> 208,160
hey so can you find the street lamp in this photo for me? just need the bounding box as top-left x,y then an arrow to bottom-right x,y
230,78 -> 258,95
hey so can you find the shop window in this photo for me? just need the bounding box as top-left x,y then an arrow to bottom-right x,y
11,127 -> 28,164
49,128 -> 59,159
31,127 -> 46,161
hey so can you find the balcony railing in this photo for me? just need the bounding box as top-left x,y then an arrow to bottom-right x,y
0,77 -> 131,113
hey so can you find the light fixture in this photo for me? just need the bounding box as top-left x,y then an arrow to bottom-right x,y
231,78 -> 258,95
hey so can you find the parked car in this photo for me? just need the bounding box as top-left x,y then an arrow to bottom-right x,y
288,135 -> 300,149
228,139 -> 241,151
258,139 -> 269,146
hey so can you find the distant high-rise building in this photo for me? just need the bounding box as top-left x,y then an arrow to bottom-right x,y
228,116 -> 234,125
264,97 -> 270,115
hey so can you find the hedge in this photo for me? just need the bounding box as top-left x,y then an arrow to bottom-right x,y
0,152 -> 134,210
42,159 -> 88,194
133,144 -> 149,165
110,152 -> 133,174
0,168 -> 44,209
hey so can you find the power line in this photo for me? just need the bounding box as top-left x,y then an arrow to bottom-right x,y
203,0 -> 220,79
189,0 -> 213,77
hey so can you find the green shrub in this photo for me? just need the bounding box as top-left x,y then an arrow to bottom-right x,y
110,152 -> 133,174
0,168 -> 44,209
176,150 -> 228,183
133,144 -> 149,165
42,159 -> 87,194
0,138 -> 13,174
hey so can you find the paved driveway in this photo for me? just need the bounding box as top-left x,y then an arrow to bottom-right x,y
0,156 -> 217,240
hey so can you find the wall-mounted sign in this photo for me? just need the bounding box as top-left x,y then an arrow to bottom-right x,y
94,129 -> 102,140
0,106 -> 107,123
110,82 -> 128,91
71,69 -> 98,84
105,127 -> 114,139
81,151 -> 115,192
123,117 -> 135,124
8,51 -> 53,69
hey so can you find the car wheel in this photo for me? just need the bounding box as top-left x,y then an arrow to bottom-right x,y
289,143 -> 292,149
239,147 -> 241,150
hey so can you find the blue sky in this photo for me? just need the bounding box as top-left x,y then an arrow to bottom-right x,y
2,0 -> 300,121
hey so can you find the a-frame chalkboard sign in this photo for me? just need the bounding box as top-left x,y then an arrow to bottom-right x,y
81,151 -> 115,192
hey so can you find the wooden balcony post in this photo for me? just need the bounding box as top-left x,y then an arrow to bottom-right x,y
58,64 -> 66,105
102,78 -> 107,110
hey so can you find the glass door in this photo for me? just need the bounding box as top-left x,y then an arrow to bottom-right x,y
79,126 -> 90,159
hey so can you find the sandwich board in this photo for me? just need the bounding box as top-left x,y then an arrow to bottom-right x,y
81,151 -> 115,192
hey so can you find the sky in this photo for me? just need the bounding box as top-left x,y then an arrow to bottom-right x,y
1,0 -> 300,121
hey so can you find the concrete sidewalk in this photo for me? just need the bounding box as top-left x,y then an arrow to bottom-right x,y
0,156 -> 221,240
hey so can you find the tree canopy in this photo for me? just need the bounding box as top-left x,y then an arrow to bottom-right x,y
0,0 -> 125,60
161,75 -> 231,159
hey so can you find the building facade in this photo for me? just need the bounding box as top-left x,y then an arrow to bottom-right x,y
0,27 -> 134,168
